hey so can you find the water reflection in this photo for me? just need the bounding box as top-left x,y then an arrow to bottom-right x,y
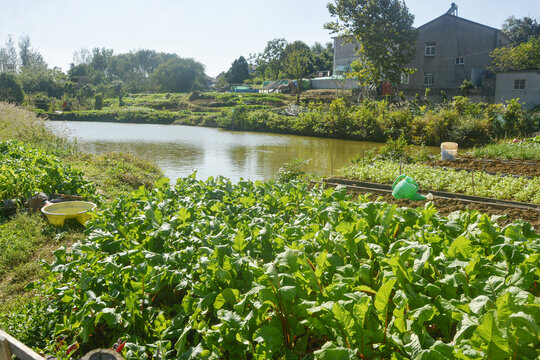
46,121 -> 432,182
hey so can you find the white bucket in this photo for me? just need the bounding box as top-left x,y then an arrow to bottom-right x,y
441,142 -> 458,160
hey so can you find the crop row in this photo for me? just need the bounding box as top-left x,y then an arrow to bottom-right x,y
0,140 -> 96,206
19,176 -> 539,359
339,160 -> 540,204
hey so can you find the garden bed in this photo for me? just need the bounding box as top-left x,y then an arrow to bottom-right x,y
323,178 -> 540,228
427,155 -> 540,177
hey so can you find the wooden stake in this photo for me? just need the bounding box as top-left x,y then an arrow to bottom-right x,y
362,149 -> 365,167
472,171 -> 475,196
330,152 -> 334,177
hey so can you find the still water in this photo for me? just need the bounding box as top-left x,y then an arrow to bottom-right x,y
46,121 -> 389,182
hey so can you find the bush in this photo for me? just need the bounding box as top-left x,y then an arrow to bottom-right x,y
94,93 -> 103,110
33,93 -> 51,111
0,73 -> 25,105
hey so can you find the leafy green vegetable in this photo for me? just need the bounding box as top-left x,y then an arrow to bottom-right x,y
16,175 -> 539,359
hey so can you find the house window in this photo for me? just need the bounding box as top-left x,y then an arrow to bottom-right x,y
455,57 -> 465,65
401,73 -> 409,85
514,79 -> 525,90
424,72 -> 434,86
425,43 -> 436,56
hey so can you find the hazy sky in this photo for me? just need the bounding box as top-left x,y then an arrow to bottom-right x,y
1,0 -> 538,77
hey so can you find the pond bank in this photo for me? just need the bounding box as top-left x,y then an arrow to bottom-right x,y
40,94 -> 539,148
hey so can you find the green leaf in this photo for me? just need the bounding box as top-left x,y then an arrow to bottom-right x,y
411,304 -> 435,327
278,285 -> 297,302
214,288 -> 239,310
253,325 -> 283,350
375,278 -> 396,322
469,295 -> 492,315
232,230 -> 246,252
313,341 -> 356,360
448,236 -> 473,259
352,296 -> 371,329
473,310 -> 511,359
393,306 -> 407,333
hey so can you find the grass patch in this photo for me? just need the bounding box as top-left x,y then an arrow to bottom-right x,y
0,102 -> 74,154
66,152 -> 164,201
0,213 -> 86,312
470,136 -> 540,160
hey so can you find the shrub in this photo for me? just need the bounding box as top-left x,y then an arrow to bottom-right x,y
33,93 -> 51,111
0,73 -> 25,105
94,93 -> 103,110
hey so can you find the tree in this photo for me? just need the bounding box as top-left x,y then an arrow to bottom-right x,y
18,67 -> 66,98
253,38 -> 288,80
502,16 -> 540,46
311,42 -> 334,75
18,34 -> 46,70
490,35 -> 540,72
152,57 -> 207,93
282,48 -> 312,104
225,56 -> 249,84
325,0 -> 417,88
0,35 -> 19,72
0,72 -> 25,104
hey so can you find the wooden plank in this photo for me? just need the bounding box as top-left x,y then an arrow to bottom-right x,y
0,336 -> 13,360
0,330 -> 45,360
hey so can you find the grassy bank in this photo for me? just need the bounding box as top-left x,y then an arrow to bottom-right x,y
0,102 -> 163,313
40,92 -> 539,148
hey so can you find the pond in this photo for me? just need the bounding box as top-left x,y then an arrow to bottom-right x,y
46,121 -> 422,182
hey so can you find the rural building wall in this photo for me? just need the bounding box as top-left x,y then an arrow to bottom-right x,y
495,72 -> 540,110
405,14 -> 509,93
332,13 -> 510,101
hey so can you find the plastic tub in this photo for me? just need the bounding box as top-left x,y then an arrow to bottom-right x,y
41,201 -> 96,226
441,142 -> 458,161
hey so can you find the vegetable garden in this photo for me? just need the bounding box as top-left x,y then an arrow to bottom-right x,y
8,176 -> 537,359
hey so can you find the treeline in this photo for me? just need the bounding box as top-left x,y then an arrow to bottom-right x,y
217,39 -> 333,87
0,35 -> 208,109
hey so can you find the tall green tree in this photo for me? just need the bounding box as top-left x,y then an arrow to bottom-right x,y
502,16 -> 540,46
18,68 -> 66,98
311,42 -> 334,74
282,41 -> 314,77
490,35 -> 540,72
282,48 -> 311,103
0,72 -> 24,104
325,0 -> 417,88
152,57 -> 207,92
225,56 -> 249,84
18,34 -> 46,70
254,38 -> 288,80
0,35 -> 20,72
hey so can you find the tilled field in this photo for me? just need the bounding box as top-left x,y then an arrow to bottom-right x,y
427,154 -> 540,177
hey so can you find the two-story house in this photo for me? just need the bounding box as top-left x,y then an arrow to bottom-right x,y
332,7 -> 511,98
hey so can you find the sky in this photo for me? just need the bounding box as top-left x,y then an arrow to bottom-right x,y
0,0 -> 538,77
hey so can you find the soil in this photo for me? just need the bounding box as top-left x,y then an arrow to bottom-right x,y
426,155 -> 540,177
344,188 -> 540,230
